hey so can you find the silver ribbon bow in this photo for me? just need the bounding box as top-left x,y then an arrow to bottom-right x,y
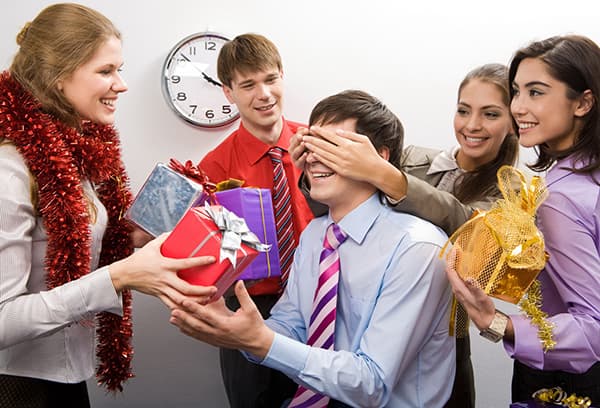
203,202 -> 271,268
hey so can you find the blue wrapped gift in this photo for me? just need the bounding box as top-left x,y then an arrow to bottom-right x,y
126,163 -> 205,237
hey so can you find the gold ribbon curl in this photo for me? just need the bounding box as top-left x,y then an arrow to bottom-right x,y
533,386 -> 593,408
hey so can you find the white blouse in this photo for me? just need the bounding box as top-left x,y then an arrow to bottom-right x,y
0,143 -> 122,383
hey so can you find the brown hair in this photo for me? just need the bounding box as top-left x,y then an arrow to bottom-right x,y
309,90 -> 404,169
10,3 -> 121,127
217,33 -> 282,88
509,35 -> 600,173
453,63 -> 519,203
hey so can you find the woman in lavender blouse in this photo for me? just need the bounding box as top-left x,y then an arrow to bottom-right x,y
447,34 -> 600,402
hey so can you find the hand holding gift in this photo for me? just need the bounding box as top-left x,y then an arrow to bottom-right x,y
109,233 -> 217,310
170,281 -> 274,360
442,165 -> 555,350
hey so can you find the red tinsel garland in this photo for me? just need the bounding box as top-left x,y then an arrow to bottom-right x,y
0,71 -> 134,391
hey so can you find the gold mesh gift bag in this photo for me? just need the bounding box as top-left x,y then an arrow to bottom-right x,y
442,165 -> 548,303
441,165 -> 556,350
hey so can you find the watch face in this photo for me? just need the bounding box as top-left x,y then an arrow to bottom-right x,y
162,32 -> 240,128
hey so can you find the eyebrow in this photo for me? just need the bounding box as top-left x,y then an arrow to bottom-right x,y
457,101 -> 503,110
513,80 -> 551,89
98,62 -> 122,69
237,79 -> 254,87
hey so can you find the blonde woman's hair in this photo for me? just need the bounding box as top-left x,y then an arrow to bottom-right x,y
10,3 -> 121,127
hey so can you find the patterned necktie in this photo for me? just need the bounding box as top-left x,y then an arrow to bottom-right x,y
288,223 -> 348,408
268,147 -> 297,288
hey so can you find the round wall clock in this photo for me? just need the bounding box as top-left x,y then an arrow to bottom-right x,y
162,32 -> 240,128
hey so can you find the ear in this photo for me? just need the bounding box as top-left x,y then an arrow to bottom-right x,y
574,89 -> 595,118
222,85 -> 235,104
378,147 -> 390,162
57,80 -> 64,92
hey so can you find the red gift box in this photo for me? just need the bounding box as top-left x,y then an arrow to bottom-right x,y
161,206 -> 259,301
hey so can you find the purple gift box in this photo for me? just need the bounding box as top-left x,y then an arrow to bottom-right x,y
195,188 -> 281,281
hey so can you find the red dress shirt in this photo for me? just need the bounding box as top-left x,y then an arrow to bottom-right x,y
199,118 -> 314,295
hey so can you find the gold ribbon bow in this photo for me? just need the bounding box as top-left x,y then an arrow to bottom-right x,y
481,165 -> 548,294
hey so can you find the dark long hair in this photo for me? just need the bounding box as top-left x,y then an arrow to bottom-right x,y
509,35 -> 600,173
453,64 -> 519,203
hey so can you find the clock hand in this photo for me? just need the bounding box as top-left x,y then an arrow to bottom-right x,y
179,53 -> 222,87
202,72 -> 222,87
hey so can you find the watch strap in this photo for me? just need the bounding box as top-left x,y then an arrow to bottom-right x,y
479,310 -> 508,343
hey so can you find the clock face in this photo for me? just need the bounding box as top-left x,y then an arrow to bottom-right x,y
162,32 -> 240,128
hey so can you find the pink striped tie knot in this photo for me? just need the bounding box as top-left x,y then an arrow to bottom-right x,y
288,223 -> 347,408
268,147 -> 297,288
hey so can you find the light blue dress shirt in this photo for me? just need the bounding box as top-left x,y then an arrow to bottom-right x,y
255,193 -> 455,407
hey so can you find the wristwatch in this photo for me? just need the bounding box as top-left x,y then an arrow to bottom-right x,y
479,310 -> 509,343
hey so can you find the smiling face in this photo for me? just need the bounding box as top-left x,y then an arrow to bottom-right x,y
454,79 -> 513,171
58,36 -> 127,126
511,57 -> 583,151
305,119 -> 378,222
223,67 -> 284,141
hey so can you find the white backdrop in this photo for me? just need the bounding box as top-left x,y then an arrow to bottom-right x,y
2,1 -> 598,407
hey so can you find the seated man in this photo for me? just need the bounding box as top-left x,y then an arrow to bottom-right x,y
170,90 -> 456,407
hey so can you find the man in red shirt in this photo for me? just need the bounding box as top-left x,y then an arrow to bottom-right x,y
199,33 -> 315,408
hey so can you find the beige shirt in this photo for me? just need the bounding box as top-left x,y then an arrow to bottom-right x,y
0,144 -> 122,383
427,146 -> 465,193
397,145 -> 500,235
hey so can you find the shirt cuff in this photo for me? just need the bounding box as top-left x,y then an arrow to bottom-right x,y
503,313 -> 544,368
259,332 -> 310,378
384,194 -> 406,206
55,266 -> 123,321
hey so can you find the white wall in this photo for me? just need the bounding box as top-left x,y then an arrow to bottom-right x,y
2,1 -> 598,407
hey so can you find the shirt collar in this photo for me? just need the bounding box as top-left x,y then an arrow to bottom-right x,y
330,193 -> 383,246
239,118 -> 294,165
426,146 -> 460,175
546,154 -> 590,186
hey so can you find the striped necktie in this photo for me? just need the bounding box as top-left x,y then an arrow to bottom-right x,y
288,223 -> 348,408
268,147 -> 296,288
